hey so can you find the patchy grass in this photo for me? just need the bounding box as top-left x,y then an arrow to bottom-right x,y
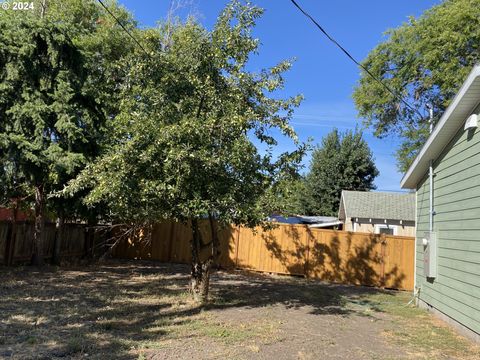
177,315 -> 278,344
355,291 -> 480,360
0,262 -> 281,359
0,261 -> 478,360
66,334 -> 88,355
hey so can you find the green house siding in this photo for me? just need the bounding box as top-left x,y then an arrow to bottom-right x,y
416,117 -> 480,335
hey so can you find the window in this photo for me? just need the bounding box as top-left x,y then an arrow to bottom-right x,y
374,224 -> 397,235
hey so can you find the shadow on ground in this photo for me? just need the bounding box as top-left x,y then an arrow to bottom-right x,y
0,260 -> 395,359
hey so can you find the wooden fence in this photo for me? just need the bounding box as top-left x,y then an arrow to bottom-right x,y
0,221 -> 108,265
114,221 -> 415,291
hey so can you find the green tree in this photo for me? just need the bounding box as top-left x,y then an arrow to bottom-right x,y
0,0 -> 136,264
265,175 -> 307,217
65,1 -> 306,302
301,129 -> 378,216
353,0 -> 480,172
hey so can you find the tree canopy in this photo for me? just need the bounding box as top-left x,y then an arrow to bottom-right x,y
0,0 -> 137,263
300,129 -> 378,216
63,1 -> 306,301
353,0 -> 480,172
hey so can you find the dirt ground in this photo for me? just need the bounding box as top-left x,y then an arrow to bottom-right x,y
0,261 -> 478,360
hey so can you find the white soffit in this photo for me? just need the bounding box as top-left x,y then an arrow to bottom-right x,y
401,65 -> 480,189
309,220 -> 343,228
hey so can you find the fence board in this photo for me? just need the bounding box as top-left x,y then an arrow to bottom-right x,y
150,222 -> 174,262
0,222 -> 9,264
113,221 -> 415,290
0,221 -> 104,264
236,224 -> 308,275
307,230 -> 384,287
383,235 -> 415,290
215,225 -> 238,269
13,222 -> 34,262
115,221 -> 239,269
60,224 -> 87,257
170,221 -> 193,263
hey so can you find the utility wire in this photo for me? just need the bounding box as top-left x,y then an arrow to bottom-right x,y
96,0 -> 149,56
289,0 -> 424,120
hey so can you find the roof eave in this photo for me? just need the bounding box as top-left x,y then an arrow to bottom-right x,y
309,220 -> 343,228
401,65 -> 480,189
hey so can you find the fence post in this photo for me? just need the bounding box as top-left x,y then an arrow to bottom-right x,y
3,222 -> 12,265
380,233 -> 387,288
5,206 -> 19,266
304,226 -> 311,278
6,220 -> 18,266
52,217 -> 64,265
167,221 -> 175,262
234,226 -> 241,267
83,225 -> 93,259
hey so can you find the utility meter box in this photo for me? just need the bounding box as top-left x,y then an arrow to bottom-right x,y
421,231 -> 437,278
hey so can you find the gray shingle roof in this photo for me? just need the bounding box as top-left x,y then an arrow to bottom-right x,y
341,190 -> 415,221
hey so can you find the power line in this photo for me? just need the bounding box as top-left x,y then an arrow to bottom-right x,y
96,0 -> 149,56
293,114 -> 357,120
289,0 -> 424,120
290,121 -> 355,129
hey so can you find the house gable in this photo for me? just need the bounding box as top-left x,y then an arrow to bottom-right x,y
415,109 -> 480,337
403,65 -> 480,339
402,65 -> 480,189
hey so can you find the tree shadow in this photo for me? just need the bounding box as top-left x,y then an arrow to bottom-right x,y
114,220 -> 239,270
0,260 -> 396,359
261,224 -> 308,275
262,227 -> 407,290
114,222 -> 410,291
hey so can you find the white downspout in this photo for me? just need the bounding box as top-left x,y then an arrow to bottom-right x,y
429,160 -> 434,233
428,105 -> 434,234
413,191 -> 417,293
413,105 -> 434,299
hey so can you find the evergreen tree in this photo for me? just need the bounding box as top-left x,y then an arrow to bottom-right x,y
0,0 -> 136,264
302,129 -> 378,216
270,176 -> 308,216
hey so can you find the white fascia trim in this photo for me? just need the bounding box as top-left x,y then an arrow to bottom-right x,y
338,190 -> 347,221
309,220 -> 343,228
401,65 -> 480,189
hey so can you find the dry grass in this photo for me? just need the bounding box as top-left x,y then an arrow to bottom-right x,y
357,292 -> 480,360
0,260 -> 478,360
0,262 -> 280,359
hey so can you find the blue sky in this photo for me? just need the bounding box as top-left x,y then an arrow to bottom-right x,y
119,0 -> 440,191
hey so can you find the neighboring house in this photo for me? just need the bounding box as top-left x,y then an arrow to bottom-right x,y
338,190 -> 415,236
401,65 -> 480,341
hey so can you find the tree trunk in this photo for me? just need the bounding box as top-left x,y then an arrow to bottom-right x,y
190,216 -> 221,304
191,258 -> 213,304
190,219 -> 213,304
52,216 -> 64,265
190,218 -> 202,302
31,185 -> 45,266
